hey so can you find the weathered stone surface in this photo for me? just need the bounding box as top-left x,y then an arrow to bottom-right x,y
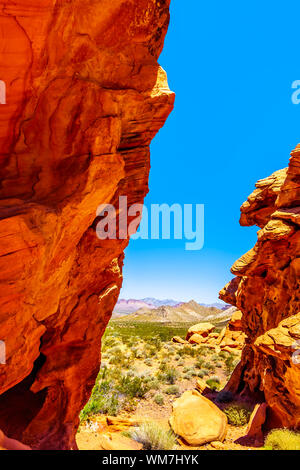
0,0 -> 174,449
246,403 -> 267,440
172,336 -> 188,344
98,433 -> 143,451
186,323 -> 215,341
188,333 -> 207,345
0,429 -> 31,450
169,390 -> 227,446
185,311 -> 245,351
220,144 -> 300,429
195,378 -> 210,394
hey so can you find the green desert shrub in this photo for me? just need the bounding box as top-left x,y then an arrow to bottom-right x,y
183,373 -> 193,380
219,351 -> 229,359
165,385 -> 180,396
203,361 -> 215,371
197,370 -> 205,378
148,336 -> 162,350
157,367 -> 178,385
206,378 -> 220,391
144,345 -> 157,357
153,394 -> 165,406
117,374 -> 150,398
178,346 -> 197,357
264,429 -> 300,450
80,392 -> 120,421
209,375 -> 220,383
159,360 -> 168,372
224,354 -> 239,375
195,358 -> 205,369
223,403 -> 252,426
130,422 -> 177,450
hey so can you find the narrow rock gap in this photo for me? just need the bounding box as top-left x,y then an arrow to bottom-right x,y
0,353 -> 47,441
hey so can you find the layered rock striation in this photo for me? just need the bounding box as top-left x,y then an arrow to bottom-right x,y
220,144 -> 300,429
0,0 -> 174,449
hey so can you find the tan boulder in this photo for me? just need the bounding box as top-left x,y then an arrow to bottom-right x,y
98,433 -> 143,451
195,378 -> 209,394
188,333 -> 207,345
220,330 -> 246,350
172,336 -> 188,344
105,416 -> 139,432
169,390 -> 227,446
215,327 -> 226,345
186,323 -> 215,341
220,345 -> 237,354
210,440 -> 225,450
208,332 -> 219,339
228,310 -> 243,331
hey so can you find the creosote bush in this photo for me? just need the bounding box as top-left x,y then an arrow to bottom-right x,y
223,403 -> 252,426
130,422 -> 177,450
165,385 -> 180,396
206,377 -> 221,391
264,429 -> 300,450
153,394 -> 165,406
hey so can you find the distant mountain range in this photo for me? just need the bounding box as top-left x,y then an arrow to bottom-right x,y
113,298 -> 228,316
112,298 -> 232,323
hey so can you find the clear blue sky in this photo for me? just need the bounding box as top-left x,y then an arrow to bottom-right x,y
120,0 -> 300,303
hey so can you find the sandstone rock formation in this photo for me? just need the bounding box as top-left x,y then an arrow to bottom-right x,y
0,429 -> 31,450
186,322 -> 215,340
246,403 -> 267,443
217,311 -> 246,351
0,0 -> 174,449
177,315 -> 246,351
220,144 -> 300,429
169,390 -> 227,446
97,433 -> 143,451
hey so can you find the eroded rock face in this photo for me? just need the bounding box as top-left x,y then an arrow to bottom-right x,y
0,0 -> 174,449
220,144 -> 300,429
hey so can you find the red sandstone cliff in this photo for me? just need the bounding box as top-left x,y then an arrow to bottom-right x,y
0,0 -> 174,449
220,145 -> 300,429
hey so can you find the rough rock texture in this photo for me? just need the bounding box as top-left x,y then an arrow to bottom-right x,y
220,144 -> 300,429
169,390 -> 227,446
186,323 -> 215,341
0,0 -> 174,449
181,316 -> 246,351
217,310 -> 246,351
246,403 -> 267,441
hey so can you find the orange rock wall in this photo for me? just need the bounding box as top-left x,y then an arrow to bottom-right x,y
0,0 -> 174,449
220,145 -> 300,429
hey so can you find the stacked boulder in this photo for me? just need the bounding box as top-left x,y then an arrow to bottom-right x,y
173,310 -> 246,352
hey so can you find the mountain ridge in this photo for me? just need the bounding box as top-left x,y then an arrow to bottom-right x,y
113,299 -> 233,323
